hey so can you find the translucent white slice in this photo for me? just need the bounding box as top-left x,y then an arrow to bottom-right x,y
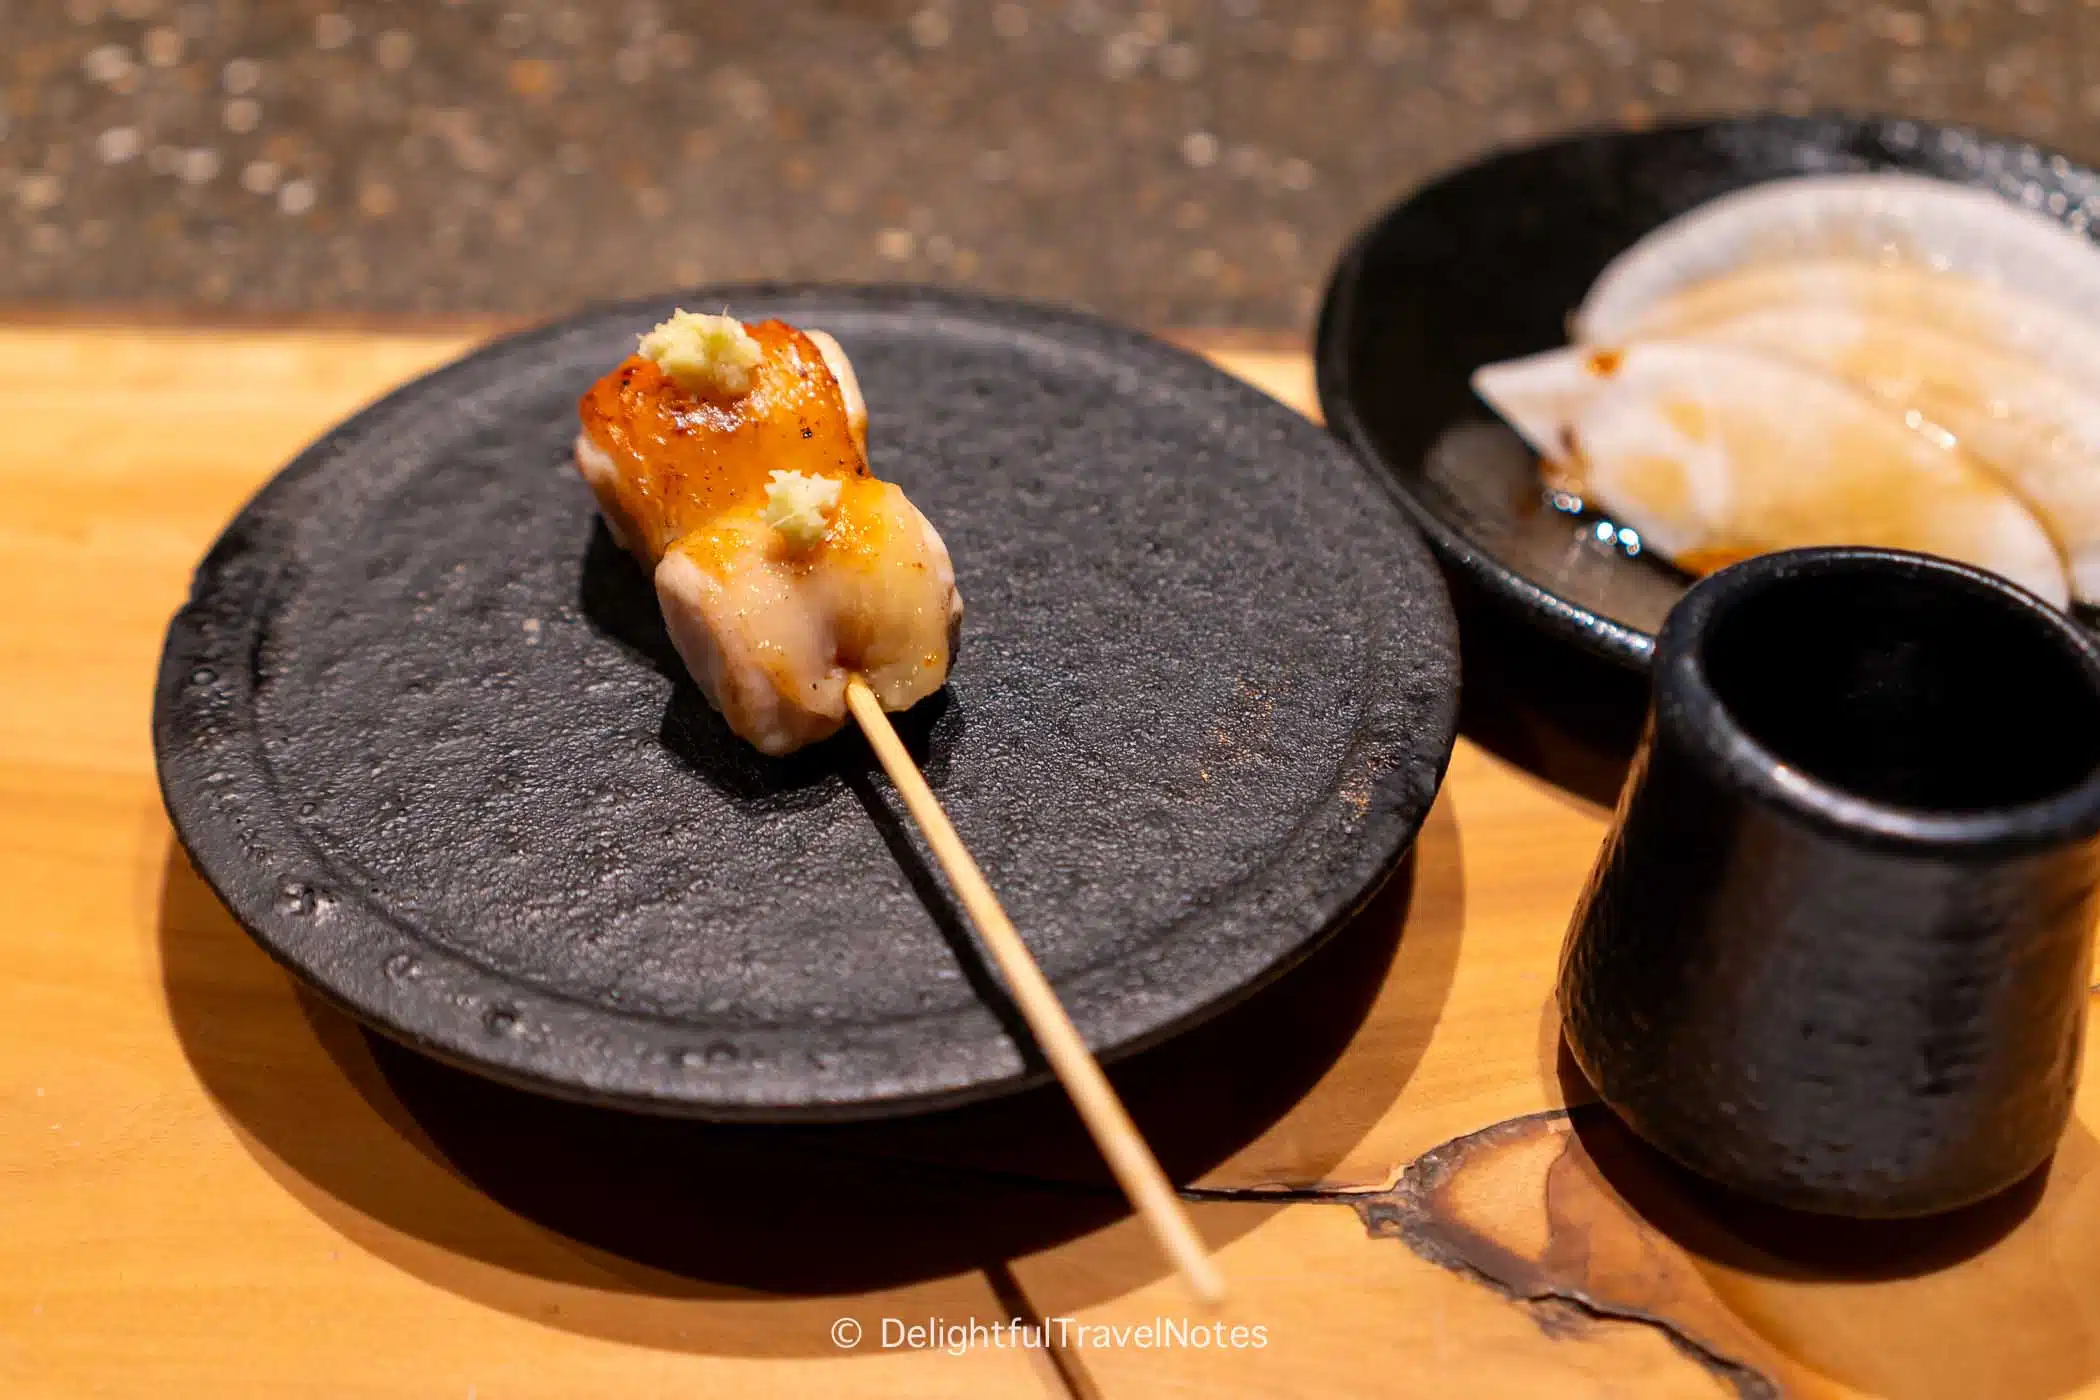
1577,173 -> 2100,345
1601,257 -> 2100,404
1667,304 -> 2100,602
1471,341 -> 2070,606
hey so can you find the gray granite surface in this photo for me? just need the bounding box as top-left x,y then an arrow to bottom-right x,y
4,0 -> 2098,330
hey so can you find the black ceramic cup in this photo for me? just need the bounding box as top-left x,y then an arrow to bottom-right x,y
1558,547 -> 2100,1217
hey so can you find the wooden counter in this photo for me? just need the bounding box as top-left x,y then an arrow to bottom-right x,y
3,322 -> 2097,1399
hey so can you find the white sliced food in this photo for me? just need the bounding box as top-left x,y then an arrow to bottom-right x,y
1603,257 -> 2100,405
1667,303 -> 2100,602
1471,340 -> 2069,607
1577,173 -> 2100,345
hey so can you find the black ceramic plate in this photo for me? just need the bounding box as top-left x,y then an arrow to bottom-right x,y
154,285 -> 1458,1120
1317,113 -> 2100,669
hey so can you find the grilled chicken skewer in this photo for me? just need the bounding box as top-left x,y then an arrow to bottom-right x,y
575,311 -> 962,754
572,312 -> 1223,1302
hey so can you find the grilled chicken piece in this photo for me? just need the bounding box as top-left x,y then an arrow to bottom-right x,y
575,313 -> 962,754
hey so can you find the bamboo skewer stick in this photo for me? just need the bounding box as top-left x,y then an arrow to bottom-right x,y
844,676 -> 1226,1306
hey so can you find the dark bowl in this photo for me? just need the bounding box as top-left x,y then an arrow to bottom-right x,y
1315,111 -> 2100,670
1560,547 -> 2100,1216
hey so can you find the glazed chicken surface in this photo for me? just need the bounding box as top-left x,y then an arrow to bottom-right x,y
575,313 -> 962,755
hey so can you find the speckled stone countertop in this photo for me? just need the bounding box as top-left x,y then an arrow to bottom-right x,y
5,0 -> 2099,331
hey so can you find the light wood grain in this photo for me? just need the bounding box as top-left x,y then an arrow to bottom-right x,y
2,321 -> 2096,1400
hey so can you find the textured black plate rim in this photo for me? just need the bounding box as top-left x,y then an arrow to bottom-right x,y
154,281 -> 1460,1121
1315,110 -> 2100,672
